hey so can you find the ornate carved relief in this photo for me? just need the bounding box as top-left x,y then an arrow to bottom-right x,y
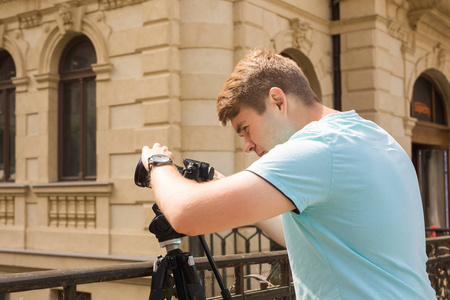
291,18 -> 312,54
433,43 -> 447,71
387,20 -> 414,53
49,196 -> 96,228
19,10 -> 42,29
0,196 -> 14,226
271,18 -> 313,55
37,5 -> 111,75
56,3 -> 85,34
386,0 -> 415,53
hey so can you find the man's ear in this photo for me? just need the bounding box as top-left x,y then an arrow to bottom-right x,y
268,87 -> 287,112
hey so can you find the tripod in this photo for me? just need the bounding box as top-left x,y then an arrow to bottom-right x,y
149,203 -> 232,300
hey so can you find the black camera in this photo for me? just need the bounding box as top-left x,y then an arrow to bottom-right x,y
134,156 -> 215,244
134,157 -> 215,188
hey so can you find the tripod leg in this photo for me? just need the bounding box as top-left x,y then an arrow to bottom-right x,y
149,255 -> 170,300
198,236 -> 232,300
167,250 -> 206,300
176,252 -> 206,300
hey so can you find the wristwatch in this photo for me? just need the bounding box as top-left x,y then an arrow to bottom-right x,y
148,154 -> 173,172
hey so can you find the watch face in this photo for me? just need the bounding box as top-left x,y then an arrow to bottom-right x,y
150,154 -> 172,165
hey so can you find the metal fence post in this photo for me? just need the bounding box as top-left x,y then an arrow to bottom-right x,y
63,284 -> 77,300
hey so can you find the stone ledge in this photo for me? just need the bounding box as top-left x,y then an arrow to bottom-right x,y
31,182 -> 113,196
0,184 -> 29,195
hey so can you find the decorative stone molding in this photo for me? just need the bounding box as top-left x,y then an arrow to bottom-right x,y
32,182 -> 112,229
48,196 -> 96,228
34,73 -> 60,90
100,0 -> 146,10
409,0 -> 442,11
0,196 -> 15,226
11,76 -> 29,93
407,0 -> 450,33
56,2 -> 85,34
387,20 -> 414,54
433,43 -> 447,71
291,18 -> 312,54
0,184 -> 28,227
271,19 -> 313,55
18,10 -> 42,29
1,29 -> 28,78
403,116 -> 418,138
92,63 -> 113,81
37,5 -> 111,75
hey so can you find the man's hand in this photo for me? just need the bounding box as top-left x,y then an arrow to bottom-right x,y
213,170 -> 226,180
141,143 -> 174,171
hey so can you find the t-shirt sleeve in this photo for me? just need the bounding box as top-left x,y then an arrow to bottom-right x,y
246,137 -> 332,213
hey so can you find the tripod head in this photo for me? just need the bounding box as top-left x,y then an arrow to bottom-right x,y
149,203 -> 185,252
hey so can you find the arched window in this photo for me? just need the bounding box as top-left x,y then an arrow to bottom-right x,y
411,75 -> 446,125
58,36 -> 97,181
0,51 -> 16,182
411,74 -> 449,229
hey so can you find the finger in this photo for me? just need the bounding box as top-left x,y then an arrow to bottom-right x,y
152,143 -> 161,149
141,146 -> 151,171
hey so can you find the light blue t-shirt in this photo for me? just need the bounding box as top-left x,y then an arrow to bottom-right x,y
247,111 -> 435,299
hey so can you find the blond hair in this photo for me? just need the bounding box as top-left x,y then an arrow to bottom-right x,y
217,49 -> 318,126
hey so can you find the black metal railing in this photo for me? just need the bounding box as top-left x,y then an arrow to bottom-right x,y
2,231 -> 450,299
426,234 -> 450,300
0,250 -> 293,300
190,226 -> 285,297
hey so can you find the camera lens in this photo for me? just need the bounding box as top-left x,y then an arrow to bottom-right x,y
134,158 -> 150,188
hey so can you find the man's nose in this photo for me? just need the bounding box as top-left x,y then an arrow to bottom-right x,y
244,137 -> 256,153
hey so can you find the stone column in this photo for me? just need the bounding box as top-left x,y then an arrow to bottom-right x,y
179,0 -> 235,175
338,0 -> 410,150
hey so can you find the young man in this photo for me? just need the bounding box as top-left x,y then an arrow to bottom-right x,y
141,49 -> 435,299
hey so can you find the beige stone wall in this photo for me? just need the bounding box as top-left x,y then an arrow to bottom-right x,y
0,0 -> 449,298
336,0 -> 450,154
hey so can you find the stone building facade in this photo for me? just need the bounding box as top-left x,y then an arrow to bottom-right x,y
0,0 -> 449,298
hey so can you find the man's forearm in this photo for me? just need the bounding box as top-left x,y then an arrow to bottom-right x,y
150,164 -> 200,233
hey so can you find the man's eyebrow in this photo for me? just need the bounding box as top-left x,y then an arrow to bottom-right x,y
236,122 -> 244,134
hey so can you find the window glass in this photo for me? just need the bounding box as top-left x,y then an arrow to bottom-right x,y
411,75 -> 447,125
8,90 -> 15,180
85,79 -> 96,177
435,91 -> 446,125
59,36 -> 97,180
62,81 -> 81,178
412,77 -> 432,122
0,54 -> 15,81
62,39 -> 97,72
0,51 -> 15,181
0,90 -> 4,179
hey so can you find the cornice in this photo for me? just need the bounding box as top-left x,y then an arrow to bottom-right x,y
408,0 -> 450,37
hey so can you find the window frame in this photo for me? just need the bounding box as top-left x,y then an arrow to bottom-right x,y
0,52 -> 16,182
411,73 -> 450,230
58,37 -> 97,181
411,74 -> 448,125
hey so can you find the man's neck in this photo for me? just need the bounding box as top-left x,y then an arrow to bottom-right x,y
295,102 -> 337,130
